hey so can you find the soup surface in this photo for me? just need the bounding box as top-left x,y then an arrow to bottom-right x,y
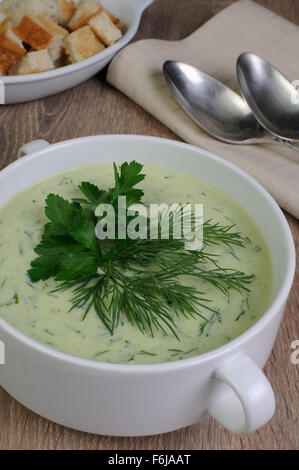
0,164 -> 273,364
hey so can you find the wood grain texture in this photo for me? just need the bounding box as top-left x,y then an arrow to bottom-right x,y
0,0 -> 298,450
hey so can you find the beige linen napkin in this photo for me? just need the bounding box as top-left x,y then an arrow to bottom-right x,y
107,0 -> 299,219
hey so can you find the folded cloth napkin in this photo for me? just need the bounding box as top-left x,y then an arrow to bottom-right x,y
107,0 -> 299,219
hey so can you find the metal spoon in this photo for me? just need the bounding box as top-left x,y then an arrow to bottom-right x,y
163,60 -> 299,149
237,52 -> 299,148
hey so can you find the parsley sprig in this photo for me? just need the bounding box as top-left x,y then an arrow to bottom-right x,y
28,162 -> 254,338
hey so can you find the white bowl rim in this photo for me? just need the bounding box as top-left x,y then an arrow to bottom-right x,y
0,0 -> 153,84
0,135 -> 296,373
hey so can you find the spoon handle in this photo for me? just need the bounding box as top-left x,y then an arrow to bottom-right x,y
260,134 -> 299,151
275,137 -> 299,151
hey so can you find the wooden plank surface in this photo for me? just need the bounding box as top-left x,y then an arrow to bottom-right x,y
0,0 -> 298,450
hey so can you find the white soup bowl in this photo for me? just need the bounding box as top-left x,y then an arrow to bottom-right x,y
0,135 -> 295,436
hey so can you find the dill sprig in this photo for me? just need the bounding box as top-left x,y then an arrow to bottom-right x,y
28,161 -> 254,338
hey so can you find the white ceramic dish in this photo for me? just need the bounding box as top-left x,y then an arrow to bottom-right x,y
0,135 -> 295,436
0,0 -> 153,104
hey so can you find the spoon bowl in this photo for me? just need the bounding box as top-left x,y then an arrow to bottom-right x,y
237,52 -> 299,141
163,60 -> 262,144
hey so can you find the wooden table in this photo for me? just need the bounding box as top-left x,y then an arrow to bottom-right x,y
0,0 -> 298,450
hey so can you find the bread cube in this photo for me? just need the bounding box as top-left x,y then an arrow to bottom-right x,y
68,0 -> 102,31
0,45 -> 18,74
88,8 -> 122,46
0,12 -> 7,24
64,24 -> 104,62
35,14 -> 68,61
10,0 -> 61,25
8,0 -> 25,25
13,14 -> 68,61
114,18 -> 126,34
13,15 -> 53,49
106,10 -> 126,33
56,0 -> 76,26
0,0 -> 16,17
0,19 -> 26,57
9,49 -> 54,74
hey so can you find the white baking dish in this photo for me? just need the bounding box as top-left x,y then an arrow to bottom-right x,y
0,0 -> 153,103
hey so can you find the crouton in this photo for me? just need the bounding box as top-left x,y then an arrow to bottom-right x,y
106,10 -> 126,33
64,24 -> 104,62
0,19 -> 26,56
68,0 -> 102,31
35,14 -> 68,61
0,12 -> 7,24
88,8 -> 121,46
9,49 -> 54,74
0,18 -> 8,33
10,0 -> 60,25
9,0 -> 26,25
17,0 -> 59,23
56,0 -> 76,26
0,0 -> 15,17
0,45 -> 18,74
13,15 -> 53,49
114,18 -> 126,34
12,14 -> 68,60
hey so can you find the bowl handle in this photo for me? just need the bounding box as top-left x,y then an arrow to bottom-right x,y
207,355 -> 275,434
18,139 -> 50,159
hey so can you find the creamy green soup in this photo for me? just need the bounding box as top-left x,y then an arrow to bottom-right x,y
0,164 -> 273,364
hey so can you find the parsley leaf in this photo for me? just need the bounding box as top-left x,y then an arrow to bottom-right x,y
78,182 -> 106,205
70,221 -> 99,252
34,237 -> 85,256
45,194 -> 77,227
111,161 -> 145,205
42,222 -> 69,238
55,253 -> 99,281
28,256 -> 61,282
